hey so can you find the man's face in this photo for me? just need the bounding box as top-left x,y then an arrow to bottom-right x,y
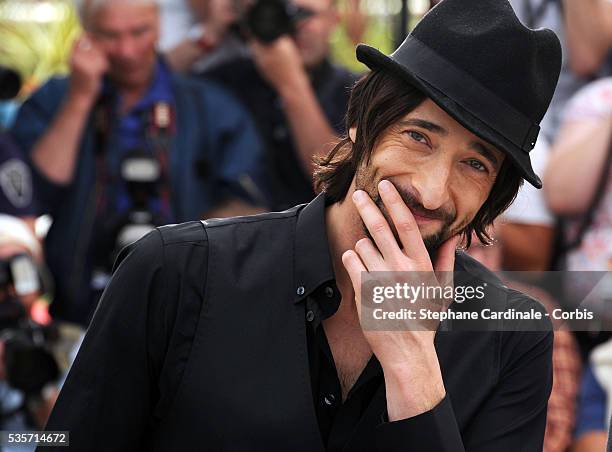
88,1 -> 159,90
293,0 -> 338,68
353,99 -> 505,252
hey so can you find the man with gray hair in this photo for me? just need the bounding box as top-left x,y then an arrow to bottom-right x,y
10,0 -> 269,326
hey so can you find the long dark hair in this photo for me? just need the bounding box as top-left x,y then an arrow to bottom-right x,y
313,70 -> 523,247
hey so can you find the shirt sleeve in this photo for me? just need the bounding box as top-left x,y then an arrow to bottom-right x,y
219,111 -> 270,207
209,86 -> 271,208
562,78 -> 612,122
374,329 -> 553,451
9,79 -> 72,214
39,230 -> 170,451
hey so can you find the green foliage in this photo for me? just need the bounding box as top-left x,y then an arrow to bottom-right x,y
0,0 -> 80,97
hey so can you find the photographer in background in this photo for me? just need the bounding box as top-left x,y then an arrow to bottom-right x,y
0,215 -> 60,441
10,0 -> 269,327
544,78 -> 612,362
201,0 -> 359,210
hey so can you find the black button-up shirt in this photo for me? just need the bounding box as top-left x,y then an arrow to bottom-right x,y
297,197 -> 385,450
42,193 -> 554,451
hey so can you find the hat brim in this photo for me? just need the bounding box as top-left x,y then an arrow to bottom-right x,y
356,44 -> 542,189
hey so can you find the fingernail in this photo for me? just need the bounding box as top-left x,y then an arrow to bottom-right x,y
352,190 -> 366,202
379,180 -> 392,193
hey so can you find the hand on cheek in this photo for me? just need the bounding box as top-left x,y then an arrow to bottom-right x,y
342,180 -> 461,420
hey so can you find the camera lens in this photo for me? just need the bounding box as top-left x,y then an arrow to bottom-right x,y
246,0 -> 295,43
0,67 -> 22,100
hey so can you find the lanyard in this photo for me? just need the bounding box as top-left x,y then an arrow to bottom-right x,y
93,98 -> 176,219
144,102 -> 176,217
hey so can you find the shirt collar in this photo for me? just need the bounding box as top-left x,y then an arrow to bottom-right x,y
294,192 -> 337,304
133,57 -> 174,111
101,56 -> 174,113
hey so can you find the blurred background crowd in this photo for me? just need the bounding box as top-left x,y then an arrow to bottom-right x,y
0,0 -> 610,450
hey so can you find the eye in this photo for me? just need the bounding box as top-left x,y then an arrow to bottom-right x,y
133,26 -> 148,37
465,159 -> 488,173
406,131 -> 428,145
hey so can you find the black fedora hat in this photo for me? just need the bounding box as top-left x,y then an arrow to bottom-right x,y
356,0 -> 561,188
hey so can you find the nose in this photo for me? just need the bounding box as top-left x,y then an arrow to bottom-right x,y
410,158 -> 451,211
114,37 -> 137,61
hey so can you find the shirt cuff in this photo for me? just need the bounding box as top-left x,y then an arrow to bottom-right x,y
375,395 -> 464,451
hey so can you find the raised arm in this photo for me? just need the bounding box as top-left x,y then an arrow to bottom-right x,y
544,110 -> 611,216
250,37 -> 338,177
30,35 -> 107,185
562,0 -> 612,77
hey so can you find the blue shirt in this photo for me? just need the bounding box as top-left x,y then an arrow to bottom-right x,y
574,364 -> 607,439
102,59 -> 175,220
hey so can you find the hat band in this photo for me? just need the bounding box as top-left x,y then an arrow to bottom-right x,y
391,36 -> 540,152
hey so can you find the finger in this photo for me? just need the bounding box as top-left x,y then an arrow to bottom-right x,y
352,190 -> 403,261
341,249 -> 366,296
76,33 -> 93,51
354,238 -> 385,272
434,235 -> 461,274
378,179 -> 429,262
341,250 -> 367,320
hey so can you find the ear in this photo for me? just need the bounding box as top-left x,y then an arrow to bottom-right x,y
349,126 -> 357,143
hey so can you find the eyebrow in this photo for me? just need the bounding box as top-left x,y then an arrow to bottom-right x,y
398,119 -> 448,136
470,142 -> 501,169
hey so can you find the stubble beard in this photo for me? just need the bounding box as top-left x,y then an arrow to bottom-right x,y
354,171 -> 460,255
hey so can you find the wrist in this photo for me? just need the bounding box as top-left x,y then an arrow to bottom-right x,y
275,68 -> 310,100
382,352 -> 445,421
66,88 -> 97,113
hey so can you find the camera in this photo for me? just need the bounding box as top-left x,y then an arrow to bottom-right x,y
238,0 -> 314,43
94,150 -> 166,272
0,254 -> 59,397
0,66 -> 22,101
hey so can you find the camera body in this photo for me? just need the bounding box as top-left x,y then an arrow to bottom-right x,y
0,254 -> 59,397
95,150 -> 163,272
2,319 -> 59,397
240,0 -> 314,43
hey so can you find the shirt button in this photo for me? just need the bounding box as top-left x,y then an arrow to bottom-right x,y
323,394 -> 336,406
297,286 -> 305,296
324,286 -> 334,298
306,310 -> 315,322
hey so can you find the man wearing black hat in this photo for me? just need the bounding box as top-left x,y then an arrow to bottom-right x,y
40,0 -> 562,450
